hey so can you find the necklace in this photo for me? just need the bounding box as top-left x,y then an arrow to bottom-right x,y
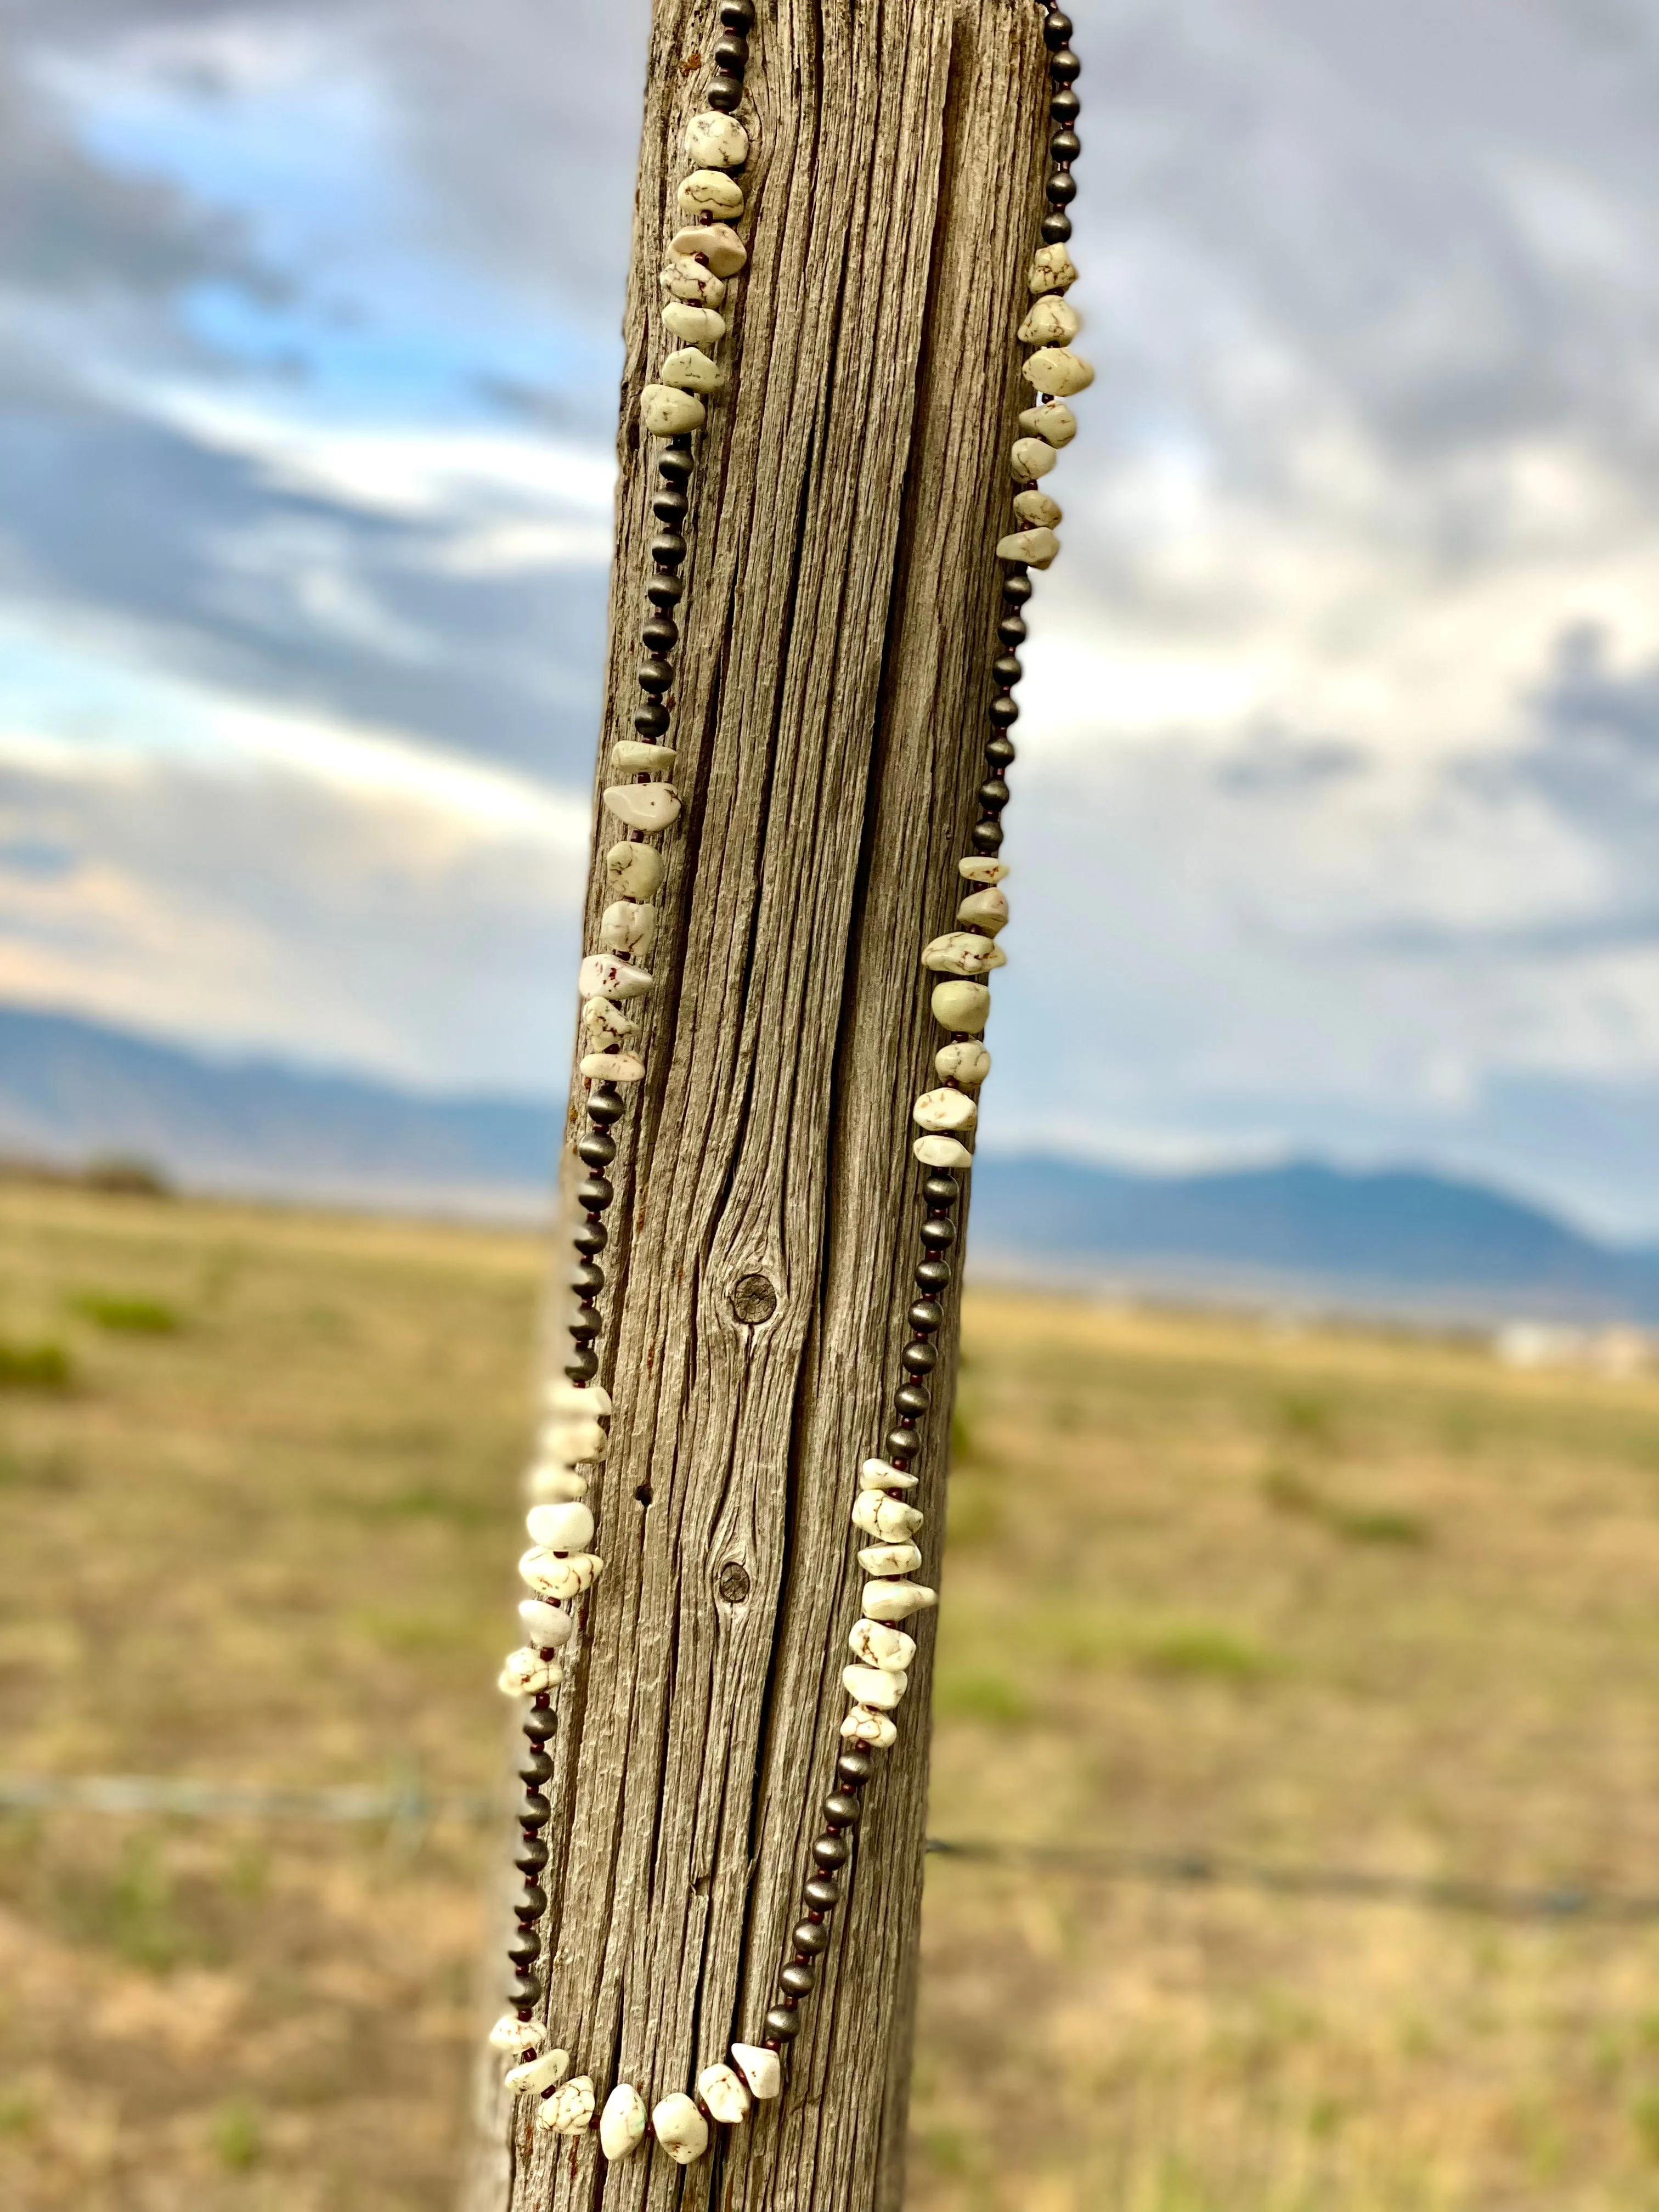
488,0 -> 1088,2170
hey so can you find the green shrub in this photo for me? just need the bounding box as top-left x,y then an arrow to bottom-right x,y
0,1339 -> 73,1391
69,1289 -> 181,1335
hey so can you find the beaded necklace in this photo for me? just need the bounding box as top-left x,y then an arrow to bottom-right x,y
488,0 -> 1090,2170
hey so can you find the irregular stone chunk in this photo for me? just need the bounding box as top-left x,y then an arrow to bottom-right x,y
541,1413 -> 608,1463
527,1464 -> 588,1502
697,2062 -> 751,2124
669,222 -> 747,275
600,2083 -> 648,2160
731,2042 -> 782,2100
1012,488 -> 1062,527
1019,399 -> 1076,447
579,1050 -> 646,1083
996,526 -> 1059,567
605,841 -> 664,899
539,2076 -> 596,2135
1019,295 -> 1081,345
915,1133 -> 974,1170
581,996 -> 638,1046
844,1663 -> 908,1709
958,856 -> 1010,884
1010,435 -> 1057,479
935,1039 -> 991,1087
931,980 -> 991,1032
851,1491 -> 924,1541
578,952 -> 652,1001
913,1087 -> 977,1133
600,900 -> 656,957
518,1599 -> 576,1649
859,1541 -> 923,1578
498,1646 -> 561,1696
641,383 -> 706,435
1028,241 -> 1081,294
685,111 -> 750,170
489,2015 -> 548,2053
1022,346 -> 1094,397
861,1578 -> 938,1622
678,168 -> 745,222
840,1703 -> 898,1748
849,1617 -> 916,1671
661,345 -> 725,393
860,1457 -> 919,1491
505,2046 -> 568,2094
923,931 -> 1006,976
545,1379 -> 611,1418
519,1548 -> 604,1600
526,1500 -> 596,1552
652,2092 -> 710,2164
957,885 -> 1009,933
663,301 -> 727,345
603,783 -> 682,832
660,255 -> 726,305
611,741 -> 676,775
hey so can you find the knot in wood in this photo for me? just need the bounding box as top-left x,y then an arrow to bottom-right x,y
729,1272 -> 778,1324
718,1560 -> 752,1604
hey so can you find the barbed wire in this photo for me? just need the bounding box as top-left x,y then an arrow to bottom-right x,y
1,1774 -> 1647,1924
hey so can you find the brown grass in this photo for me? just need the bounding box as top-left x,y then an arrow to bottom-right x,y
3,1184 -> 1659,2208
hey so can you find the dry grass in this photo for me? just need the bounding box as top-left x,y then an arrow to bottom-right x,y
3,1186 -> 1659,2208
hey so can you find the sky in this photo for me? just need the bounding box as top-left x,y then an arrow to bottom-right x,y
3,0 -> 1659,1234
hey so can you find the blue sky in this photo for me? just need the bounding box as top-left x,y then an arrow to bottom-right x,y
4,0 -> 1659,1232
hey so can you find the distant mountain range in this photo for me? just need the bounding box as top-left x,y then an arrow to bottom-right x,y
3,1003 -> 1656,1322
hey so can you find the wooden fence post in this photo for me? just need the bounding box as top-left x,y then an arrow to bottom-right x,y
462,3 -> 1051,2204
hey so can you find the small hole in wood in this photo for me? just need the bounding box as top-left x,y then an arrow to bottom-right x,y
718,1560 -> 752,1604
693,1870 -> 712,1898
730,1273 -> 778,1324
635,1483 -> 653,1508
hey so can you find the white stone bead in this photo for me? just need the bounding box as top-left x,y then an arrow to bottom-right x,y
527,1500 -> 596,1552
851,1491 -> 924,1541
541,1414 -> 608,1463
957,885 -> 1009,933
490,2015 -> 548,2053
611,741 -> 676,775
697,2062 -> 751,2124
546,1379 -> 612,1417
1029,242 -> 1080,294
1012,489 -> 1062,528
605,841 -> 665,899
652,2092 -> 709,2164
849,1617 -> 916,1672
859,1541 -> 923,1578
841,1703 -> 898,1748
862,1579 -> 938,1622
520,1548 -> 604,1600
915,1133 -> 973,1170
540,2076 -> 596,2135
519,1599 -> 576,1649
1010,436 -> 1057,479
1022,346 -> 1094,397
678,169 -> 746,222
936,1039 -> 991,1086
958,856 -> 1010,884
731,2042 -> 782,2100
528,1464 -> 588,1502
581,996 -> 637,1045
505,2046 -> 568,2094
844,1663 -> 908,1710
1019,399 -> 1077,447
600,2083 -> 648,2160
603,783 -> 682,832
932,980 -> 990,1032
923,931 -> 1006,976
663,301 -> 727,345
600,900 -> 656,957
996,526 -> 1059,567
685,111 -> 750,170
660,255 -> 726,305
662,345 -> 725,393
641,383 -> 706,435
1019,296 -> 1081,345
499,1646 -> 562,1696
913,1087 -> 977,1132
579,952 -> 652,1001
670,222 -> 747,275
860,1457 -> 918,1491
580,1051 -> 646,1084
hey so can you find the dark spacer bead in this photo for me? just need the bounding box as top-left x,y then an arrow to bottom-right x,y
516,1883 -> 549,1919
634,698 -> 672,737
637,656 -> 675,695
836,1746 -> 875,1787
1048,46 -> 1081,82
651,485 -> 688,524
824,1791 -> 863,1827
764,2005 -> 803,2041
507,1926 -> 541,1969
887,1423 -> 923,1458
707,72 -> 743,111
718,0 -> 755,26
564,1346 -> 600,1381
779,1960 -> 817,1997
645,572 -> 685,608
978,777 -> 1011,811
588,1087 -> 626,1126
989,693 -> 1020,728
712,32 -> 749,70
569,1304 -> 601,1341
575,1175 -> 614,1212
971,817 -> 1006,853
985,734 -> 1017,769
920,1215 -> 958,1251
521,1793 -> 552,1829
997,612 -> 1028,648
657,445 -> 695,485
907,1299 -> 944,1334
811,1832 -> 851,1870
1002,570 -> 1034,606
894,1382 -> 931,1418
1051,126 -> 1082,162
924,1173 -> 960,1206
1040,209 -> 1074,245
1050,83 -> 1081,125
571,1261 -> 605,1297
651,531 -> 687,569
1046,170 -> 1077,207
641,616 -> 679,654
992,653 -> 1023,686
793,1917 -> 831,1955
915,1256 -> 952,1292
508,1972 -> 543,2007
1043,6 -> 1075,45
517,1748 -> 554,1787
571,1221 -> 608,1257
514,1836 -> 550,1874
803,1873 -> 841,1910
902,1339 -> 938,1375
577,1131 -> 616,1168
522,1705 -> 557,1742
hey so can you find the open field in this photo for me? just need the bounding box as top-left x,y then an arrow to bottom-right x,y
4,1184 -> 1659,2208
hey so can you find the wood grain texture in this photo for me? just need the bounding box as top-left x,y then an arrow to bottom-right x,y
461,4 -> 1049,2206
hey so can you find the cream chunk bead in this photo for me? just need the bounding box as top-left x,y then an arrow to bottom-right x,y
600,900 -> 656,956
849,1617 -> 916,1671
670,222 -> 747,275
582,997 -> 637,1045
859,1541 -> 923,1577
578,952 -> 652,1001
958,856 -> 1009,884
611,740 -> 676,775
685,111 -> 750,170
527,1500 -> 595,1551
641,383 -> 706,435
958,885 -> 1009,933
546,1378 -> 611,1416
915,1133 -> 973,1169
731,2042 -> 782,2100
862,1578 -> 938,1621
661,345 -> 725,393
520,1547 -> 604,1600
1012,488 -> 1062,528
678,169 -> 745,222
490,2015 -> 548,2053
932,979 -> 990,1032
852,1491 -> 924,1541
600,2083 -> 648,2160
580,1050 -> 646,1083
662,301 -> 727,345
505,2046 -> 568,2094
1023,346 -> 1094,397
660,255 -> 726,305
540,2076 -> 596,2135
923,930 -> 1006,976
519,1598 -> 576,1648
527,1464 -> 586,1502
842,1703 -> 898,1748
603,782 -> 681,832
605,841 -> 664,899
1010,436 -> 1057,479
913,1087 -> 977,1133
698,2062 -> 751,2124
1019,296 -> 1081,345
1019,399 -> 1076,447
652,2092 -> 709,2164
541,1413 -> 607,1462
499,1647 -> 561,1696
844,1663 -> 908,1710
936,1039 -> 991,1086
996,525 -> 1058,567
1029,242 -> 1080,294
861,1456 -> 918,1491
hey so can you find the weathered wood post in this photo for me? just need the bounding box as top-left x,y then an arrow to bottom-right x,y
464,3 -> 1050,2204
